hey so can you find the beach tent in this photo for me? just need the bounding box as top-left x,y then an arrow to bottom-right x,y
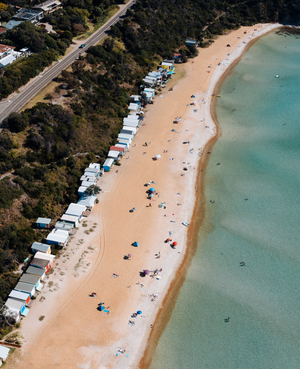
108,150 -> 120,160
103,158 -> 114,172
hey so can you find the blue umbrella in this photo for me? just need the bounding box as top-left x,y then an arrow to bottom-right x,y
149,194 -> 154,198
137,310 -> 142,315
132,242 -> 139,247
149,188 -> 155,192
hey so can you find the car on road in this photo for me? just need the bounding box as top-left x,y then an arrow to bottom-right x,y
79,44 -> 86,48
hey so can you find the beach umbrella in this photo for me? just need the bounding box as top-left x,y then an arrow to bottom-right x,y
149,194 -> 154,198
173,242 -> 178,246
144,269 -> 150,275
132,242 -> 139,247
137,310 -> 142,315
149,187 -> 155,192
128,254 -> 133,257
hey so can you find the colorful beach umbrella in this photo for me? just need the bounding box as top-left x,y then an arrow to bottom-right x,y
149,194 -> 154,198
132,242 -> 139,247
137,310 -> 142,315
149,188 -> 155,192
143,269 -> 150,275
173,242 -> 178,246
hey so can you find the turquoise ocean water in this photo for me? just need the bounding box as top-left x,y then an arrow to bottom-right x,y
149,29 -> 300,369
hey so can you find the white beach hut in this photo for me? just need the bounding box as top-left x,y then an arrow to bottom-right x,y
77,194 -> 97,209
65,203 -> 87,220
108,150 -> 120,160
46,229 -> 69,247
61,214 -> 80,227
103,158 -> 114,172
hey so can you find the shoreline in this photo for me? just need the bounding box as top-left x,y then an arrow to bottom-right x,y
7,23 -> 281,369
138,23 -> 282,369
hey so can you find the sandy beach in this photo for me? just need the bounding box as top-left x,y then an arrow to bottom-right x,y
6,23 -> 281,369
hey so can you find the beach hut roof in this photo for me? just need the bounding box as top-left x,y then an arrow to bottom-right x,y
20,273 -> 40,285
61,214 -> 80,224
0,345 -> 10,361
14,282 -> 35,294
26,266 -> 45,277
77,194 -> 96,208
55,220 -> 74,232
35,251 -> 55,262
46,229 -> 69,243
108,150 -> 120,160
31,242 -> 50,253
66,203 -> 86,217
89,163 -> 101,170
78,185 -> 88,194
128,103 -> 139,111
5,298 -> 24,312
9,290 -> 30,302
103,158 -> 114,167
36,217 -> 51,225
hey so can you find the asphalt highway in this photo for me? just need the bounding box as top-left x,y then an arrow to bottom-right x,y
0,0 -> 135,122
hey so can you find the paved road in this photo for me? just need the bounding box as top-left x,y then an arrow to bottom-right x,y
0,0 -> 134,123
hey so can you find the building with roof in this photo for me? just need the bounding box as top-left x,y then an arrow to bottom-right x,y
5,298 -> 28,319
0,27 -> 7,34
14,8 -> 44,23
26,265 -> 46,281
14,281 -> 36,297
55,220 -> 74,232
34,0 -> 62,14
30,256 -> 50,273
19,273 -> 42,291
61,214 -> 80,227
77,194 -> 97,210
103,158 -> 114,172
78,186 -> 88,195
31,241 -> 51,254
0,54 -> 16,68
9,290 -> 31,305
65,203 -> 86,220
46,229 -> 69,247
185,38 -> 198,46
36,217 -> 51,229
0,345 -> 10,364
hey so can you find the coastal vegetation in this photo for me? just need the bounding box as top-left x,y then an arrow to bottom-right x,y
0,0 -> 299,318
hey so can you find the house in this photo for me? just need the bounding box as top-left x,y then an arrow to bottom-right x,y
103,158 -> 114,172
26,265 -> 46,282
0,44 -> 15,58
0,27 -> 7,35
13,8 -> 44,23
65,203 -> 86,220
0,54 -> 16,68
108,150 -> 120,161
61,214 -> 80,227
9,290 -> 31,305
36,217 -> 51,229
30,257 -> 50,273
55,220 -> 74,233
185,38 -> 198,46
31,241 -> 51,254
5,298 -> 28,317
34,0 -> 62,14
77,194 -> 97,210
14,281 -> 36,297
46,229 -> 69,247
19,273 -> 42,291
0,345 -> 10,365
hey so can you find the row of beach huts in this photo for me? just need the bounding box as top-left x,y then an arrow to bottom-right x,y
103,60 -> 175,172
2,60 -> 176,326
3,163 -> 102,324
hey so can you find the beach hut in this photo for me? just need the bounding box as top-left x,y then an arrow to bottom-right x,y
26,265 -> 46,281
117,139 -> 130,147
31,241 -> 51,254
89,163 -> 101,170
78,185 -> 88,195
35,252 -> 55,270
61,214 -> 80,227
108,150 -> 120,161
121,128 -> 136,136
0,345 -> 10,364
9,290 -> 31,305
110,146 -> 125,155
5,298 -> 28,317
123,119 -> 139,128
66,203 -> 87,220
36,217 -> 51,229
55,220 -> 74,232
130,95 -> 141,102
144,88 -> 155,96
80,175 -> 97,184
114,144 -> 127,153
84,168 -> 100,178
185,38 -> 198,46
103,158 -> 114,172
128,103 -> 140,112
46,229 -> 69,247
118,133 -> 133,143
77,194 -> 97,210
19,273 -> 42,291
143,78 -> 156,87
14,281 -> 36,297
30,257 -> 50,273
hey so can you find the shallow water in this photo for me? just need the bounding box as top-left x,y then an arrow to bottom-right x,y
149,29 -> 300,369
